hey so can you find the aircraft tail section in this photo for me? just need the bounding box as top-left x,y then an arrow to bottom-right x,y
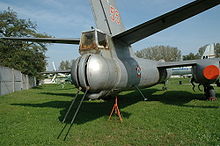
89,0 -> 125,36
201,44 -> 215,59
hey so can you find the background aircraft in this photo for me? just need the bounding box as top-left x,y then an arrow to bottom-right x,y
202,43 -> 216,59
1,0 -> 220,102
172,43 -> 216,76
43,62 -> 71,85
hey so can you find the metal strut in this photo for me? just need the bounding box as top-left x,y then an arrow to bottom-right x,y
62,88 -> 81,123
57,87 -> 89,141
135,86 -> 148,101
190,78 -> 196,92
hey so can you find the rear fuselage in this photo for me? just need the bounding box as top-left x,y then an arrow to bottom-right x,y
71,30 -> 170,99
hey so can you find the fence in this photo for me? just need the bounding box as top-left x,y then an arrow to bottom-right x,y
0,66 -> 36,96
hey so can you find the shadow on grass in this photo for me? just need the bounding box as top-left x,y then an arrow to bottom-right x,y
11,88 -> 219,124
11,90 -> 142,124
12,101 -> 69,109
141,89 -> 220,109
39,92 -> 74,97
32,86 -> 43,89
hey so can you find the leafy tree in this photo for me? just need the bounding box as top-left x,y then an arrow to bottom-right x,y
214,43 -> 220,57
59,60 -> 73,70
183,52 -> 200,60
0,8 -> 51,79
135,45 -> 181,61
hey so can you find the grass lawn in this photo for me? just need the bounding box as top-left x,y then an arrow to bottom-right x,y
0,78 -> 219,145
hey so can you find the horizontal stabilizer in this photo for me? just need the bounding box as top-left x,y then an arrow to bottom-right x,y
41,70 -> 71,74
0,37 -> 80,44
113,0 -> 220,44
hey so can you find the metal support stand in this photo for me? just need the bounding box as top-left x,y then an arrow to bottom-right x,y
191,78 -> 196,92
62,88 -> 81,123
203,85 -> 217,101
57,87 -> 89,141
135,86 -> 148,101
108,96 -> 123,122
162,81 -> 168,91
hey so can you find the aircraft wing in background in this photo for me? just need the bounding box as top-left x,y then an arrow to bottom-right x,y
157,58 -> 220,83
157,58 -> 220,68
41,70 -> 71,74
157,60 -> 198,68
161,44 -> 217,76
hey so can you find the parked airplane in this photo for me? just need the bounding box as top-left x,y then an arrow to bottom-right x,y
1,0 -> 220,102
172,43 -> 216,76
43,62 -> 71,84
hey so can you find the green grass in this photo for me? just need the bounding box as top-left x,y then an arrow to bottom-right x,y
0,78 -> 220,145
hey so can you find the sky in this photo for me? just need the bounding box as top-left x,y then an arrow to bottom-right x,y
0,0 -> 220,70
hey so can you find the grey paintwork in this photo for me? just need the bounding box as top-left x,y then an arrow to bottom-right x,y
89,0 -> 125,36
1,0 -> 220,99
71,30 -> 181,98
192,58 -> 220,85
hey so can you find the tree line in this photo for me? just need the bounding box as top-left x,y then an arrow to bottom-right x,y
135,45 -> 181,61
0,8 -> 50,80
59,60 -> 74,70
135,44 -> 220,61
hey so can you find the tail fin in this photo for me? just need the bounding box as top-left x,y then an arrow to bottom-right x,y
89,0 -> 125,36
201,44 -> 215,59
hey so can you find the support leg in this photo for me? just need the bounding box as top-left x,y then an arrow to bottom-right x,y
203,85 -> 217,101
63,88 -> 89,141
57,87 -> 89,141
62,88 -> 81,123
162,81 -> 168,91
109,96 -> 123,122
135,86 -> 148,101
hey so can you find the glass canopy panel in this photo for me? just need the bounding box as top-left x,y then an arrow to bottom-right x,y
97,31 -> 107,48
80,31 -> 97,50
80,30 -> 108,51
